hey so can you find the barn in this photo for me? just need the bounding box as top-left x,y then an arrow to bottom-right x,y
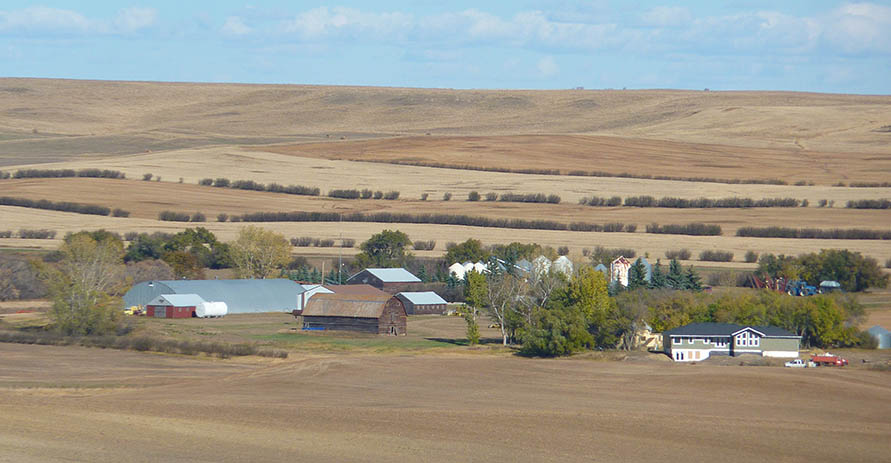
346,268 -> 421,293
299,290 -> 407,335
124,279 -> 303,314
396,291 -> 448,315
146,294 -> 204,318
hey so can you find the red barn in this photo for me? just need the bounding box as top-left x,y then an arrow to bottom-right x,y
145,294 -> 205,318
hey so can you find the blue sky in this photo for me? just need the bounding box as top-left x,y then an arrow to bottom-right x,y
1,1 -> 889,93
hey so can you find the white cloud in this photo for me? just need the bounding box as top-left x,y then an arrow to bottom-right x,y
642,6 -> 691,27
284,6 -> 413,40
823,2 -> 891,53
537,56 -> 558,77
0,6 -> 92,34
114,7 -> 156,32
222,16 -> 251,36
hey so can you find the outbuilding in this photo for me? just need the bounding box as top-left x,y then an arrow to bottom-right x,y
299,290 -> 407,335
396,291 -> 448,315
146,294 -> 205,318
346,268 -> 421,293
124,279 -> 303,314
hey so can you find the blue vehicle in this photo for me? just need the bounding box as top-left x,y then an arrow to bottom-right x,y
786,280 -> 818,296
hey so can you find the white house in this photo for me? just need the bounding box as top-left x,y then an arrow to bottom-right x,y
610,256 -> 632,287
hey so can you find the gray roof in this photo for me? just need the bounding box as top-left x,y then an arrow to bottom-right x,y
124,279 -> 303,313
820,280 -> 841,288
350,268 -> 421,283
302,293 -> 394,318
148,294 -> 206,307
594,264 -> 608,273
397,291 -> 447,305
664,322 -> 798,338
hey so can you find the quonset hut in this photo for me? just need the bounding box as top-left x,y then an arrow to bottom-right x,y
124,279 -> 303,314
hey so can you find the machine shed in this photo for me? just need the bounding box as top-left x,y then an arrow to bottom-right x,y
396,291 -> 448,315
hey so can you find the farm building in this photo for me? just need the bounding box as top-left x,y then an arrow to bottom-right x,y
299,291 -> 407,335
346,268 -> 422,292
610,256 -> 632,287
553,256 -> 573,275
448,262 -> 467,280
297,284 -> 334,311
663,323 -> 800,362
124,279 -> 303,314
396,291 -> 448,315
146,294 -> 204,318
868,325 -> 890,349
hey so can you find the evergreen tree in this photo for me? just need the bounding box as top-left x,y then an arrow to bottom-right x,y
666,259 -> 685,289
685,266 -> 703,291
650,259 -> 666,289
628,258 -> 647,290
310,268 -> 321,284
417,265 -> 429,282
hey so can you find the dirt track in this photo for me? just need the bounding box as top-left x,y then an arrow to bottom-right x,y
0,343 -> 888,462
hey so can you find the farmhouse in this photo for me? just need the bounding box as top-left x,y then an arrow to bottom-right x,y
396,291 -> 448,315
663,322 -> 800,362
346,268 -> 421,292
124,279 -> 303,314
299,289 -> 407,335
610,256 -> 632,287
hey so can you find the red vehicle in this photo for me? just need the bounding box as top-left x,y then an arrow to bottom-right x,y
810,353 -> 848,367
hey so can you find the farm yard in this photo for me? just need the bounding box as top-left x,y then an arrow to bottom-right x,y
1,78 -> 890,462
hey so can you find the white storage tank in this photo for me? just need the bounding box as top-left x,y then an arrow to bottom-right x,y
196,301 -> 228,318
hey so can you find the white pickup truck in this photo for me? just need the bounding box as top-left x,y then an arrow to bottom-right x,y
784,359 -> 813,368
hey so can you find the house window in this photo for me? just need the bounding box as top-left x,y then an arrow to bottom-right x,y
716,338 -> 727,348
673,337 -> 681,345
687,337 -> 693,344
752,336 -> 760,347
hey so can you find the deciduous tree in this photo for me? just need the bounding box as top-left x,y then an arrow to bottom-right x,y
230,226 -> 291,279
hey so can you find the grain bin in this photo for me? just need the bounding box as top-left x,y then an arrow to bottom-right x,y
196,301 -> 228,318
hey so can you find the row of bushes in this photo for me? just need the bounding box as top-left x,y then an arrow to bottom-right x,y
737,227 -> 891,240
413,240 -> 436,251
0,331 -> 288,359
466,191 -> 561,204
230,210 -> 641,234
327,189 -> 401,200
372,159 -> 789,185
290,237 -> 345,248
158,211 -> 206,222
0,196 -> 124,217
8,168 -> 126,179
0,229 -> 57,239
698,250 -> 734,262
846,199 -> 891,209
198,177 -> 321,196
646,223 -> 722,236
847,182 -> 891,188
579,196 -> 623,207
623,196 -> 801,208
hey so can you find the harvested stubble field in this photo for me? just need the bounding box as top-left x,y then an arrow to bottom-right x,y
3,205 -> 891,264
0,341 -> 889,462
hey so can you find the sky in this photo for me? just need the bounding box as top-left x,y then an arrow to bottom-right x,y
1,1 -> 889,93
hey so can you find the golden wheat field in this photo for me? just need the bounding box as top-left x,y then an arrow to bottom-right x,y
1,78 -> 891,462
1,78 -> 890,264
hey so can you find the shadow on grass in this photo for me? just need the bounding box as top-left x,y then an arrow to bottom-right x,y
424,337 -> 504,346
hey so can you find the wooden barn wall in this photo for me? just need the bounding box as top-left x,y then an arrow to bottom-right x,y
378,299 -> 407,335
302,316 -> 379,334
407,303 -> 446,315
